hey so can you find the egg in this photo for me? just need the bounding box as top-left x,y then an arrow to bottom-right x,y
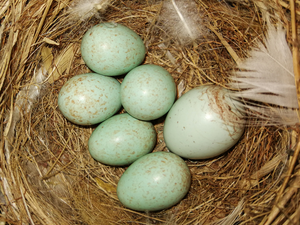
81,22 -> 146,76
120,64 -> 176,121
163,85 -> 244,159
88,113 -> 157,166
58,73 -> 121,125
117,152 -> 191,211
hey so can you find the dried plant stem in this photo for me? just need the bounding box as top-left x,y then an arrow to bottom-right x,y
19,184 -> 34,225
0,26 -> 14,103
264,168 -> 300,225
291,204 -> 300,224
32,0 -> 54,45
282,204 -> 300,224
42,157 -> 76,180
271,0 -> 300,215
273,0 -> 300,15
290,0 -> 300,110
239,153 -> 286,189
275,139 -> 300,203
209,25 -> 241,66
41,137 -> 70,179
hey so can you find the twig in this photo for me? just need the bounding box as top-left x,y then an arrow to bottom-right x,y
264,168 -> 300,225
273,0 -> 300,209
290,0 -> 300,108
282,203 -> 300,224
273,0 -> 300,15
276,140 -> 300,202
291,204 -> 300,224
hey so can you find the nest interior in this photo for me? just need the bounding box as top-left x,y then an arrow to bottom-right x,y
1,0 -> 300,224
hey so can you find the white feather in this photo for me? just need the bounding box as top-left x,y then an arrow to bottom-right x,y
158,0 -> 205,46
68,0 -> 112,21
210,198 -> 245,225
229,24 -> 299,126
4,66 -> 47,159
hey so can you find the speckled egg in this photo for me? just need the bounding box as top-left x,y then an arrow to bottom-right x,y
81,22 -> 146,76
117,152 -> 191,211
121,64 -> 176,121
163,85 -> 245,159
58,73 -> 121,125
88,113 -> 157,166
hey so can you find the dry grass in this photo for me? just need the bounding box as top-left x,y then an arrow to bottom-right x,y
1,0 -> 300,224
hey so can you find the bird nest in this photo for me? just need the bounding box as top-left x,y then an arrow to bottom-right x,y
1,0 -> 300,224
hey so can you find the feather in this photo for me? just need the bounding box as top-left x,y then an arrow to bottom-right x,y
67,0 -> 112,22
210,198 -> 245,225
229,24 -> 299,126
4,66 -> 47,160
158,0 -> 206,46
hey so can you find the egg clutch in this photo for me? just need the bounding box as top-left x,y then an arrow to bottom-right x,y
58,22 -> 244,212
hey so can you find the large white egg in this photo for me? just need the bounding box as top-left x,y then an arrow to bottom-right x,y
163,85 -> 244,159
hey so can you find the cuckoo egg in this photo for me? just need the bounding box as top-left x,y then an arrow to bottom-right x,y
120,64 -> 176,121
81,22 -> 146,76
117,152 -> 191,211
88,113 -> 157,166
58,73 -> 121,125
163,85 -> 244,159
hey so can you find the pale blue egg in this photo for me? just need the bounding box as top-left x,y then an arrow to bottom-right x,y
81,23 -> 146,76
117,152 -> 191,211
120,64 -> 176,121
88,113 -> 157,166
163,85 -> 245,159
58,73 -> 121,125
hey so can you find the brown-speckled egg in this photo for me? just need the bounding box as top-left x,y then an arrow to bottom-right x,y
58,73 -> 121,125
117,152 -> 191,211
120,64 -> 176,121
88,113 -> 156,166
81,22 -> 146,76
